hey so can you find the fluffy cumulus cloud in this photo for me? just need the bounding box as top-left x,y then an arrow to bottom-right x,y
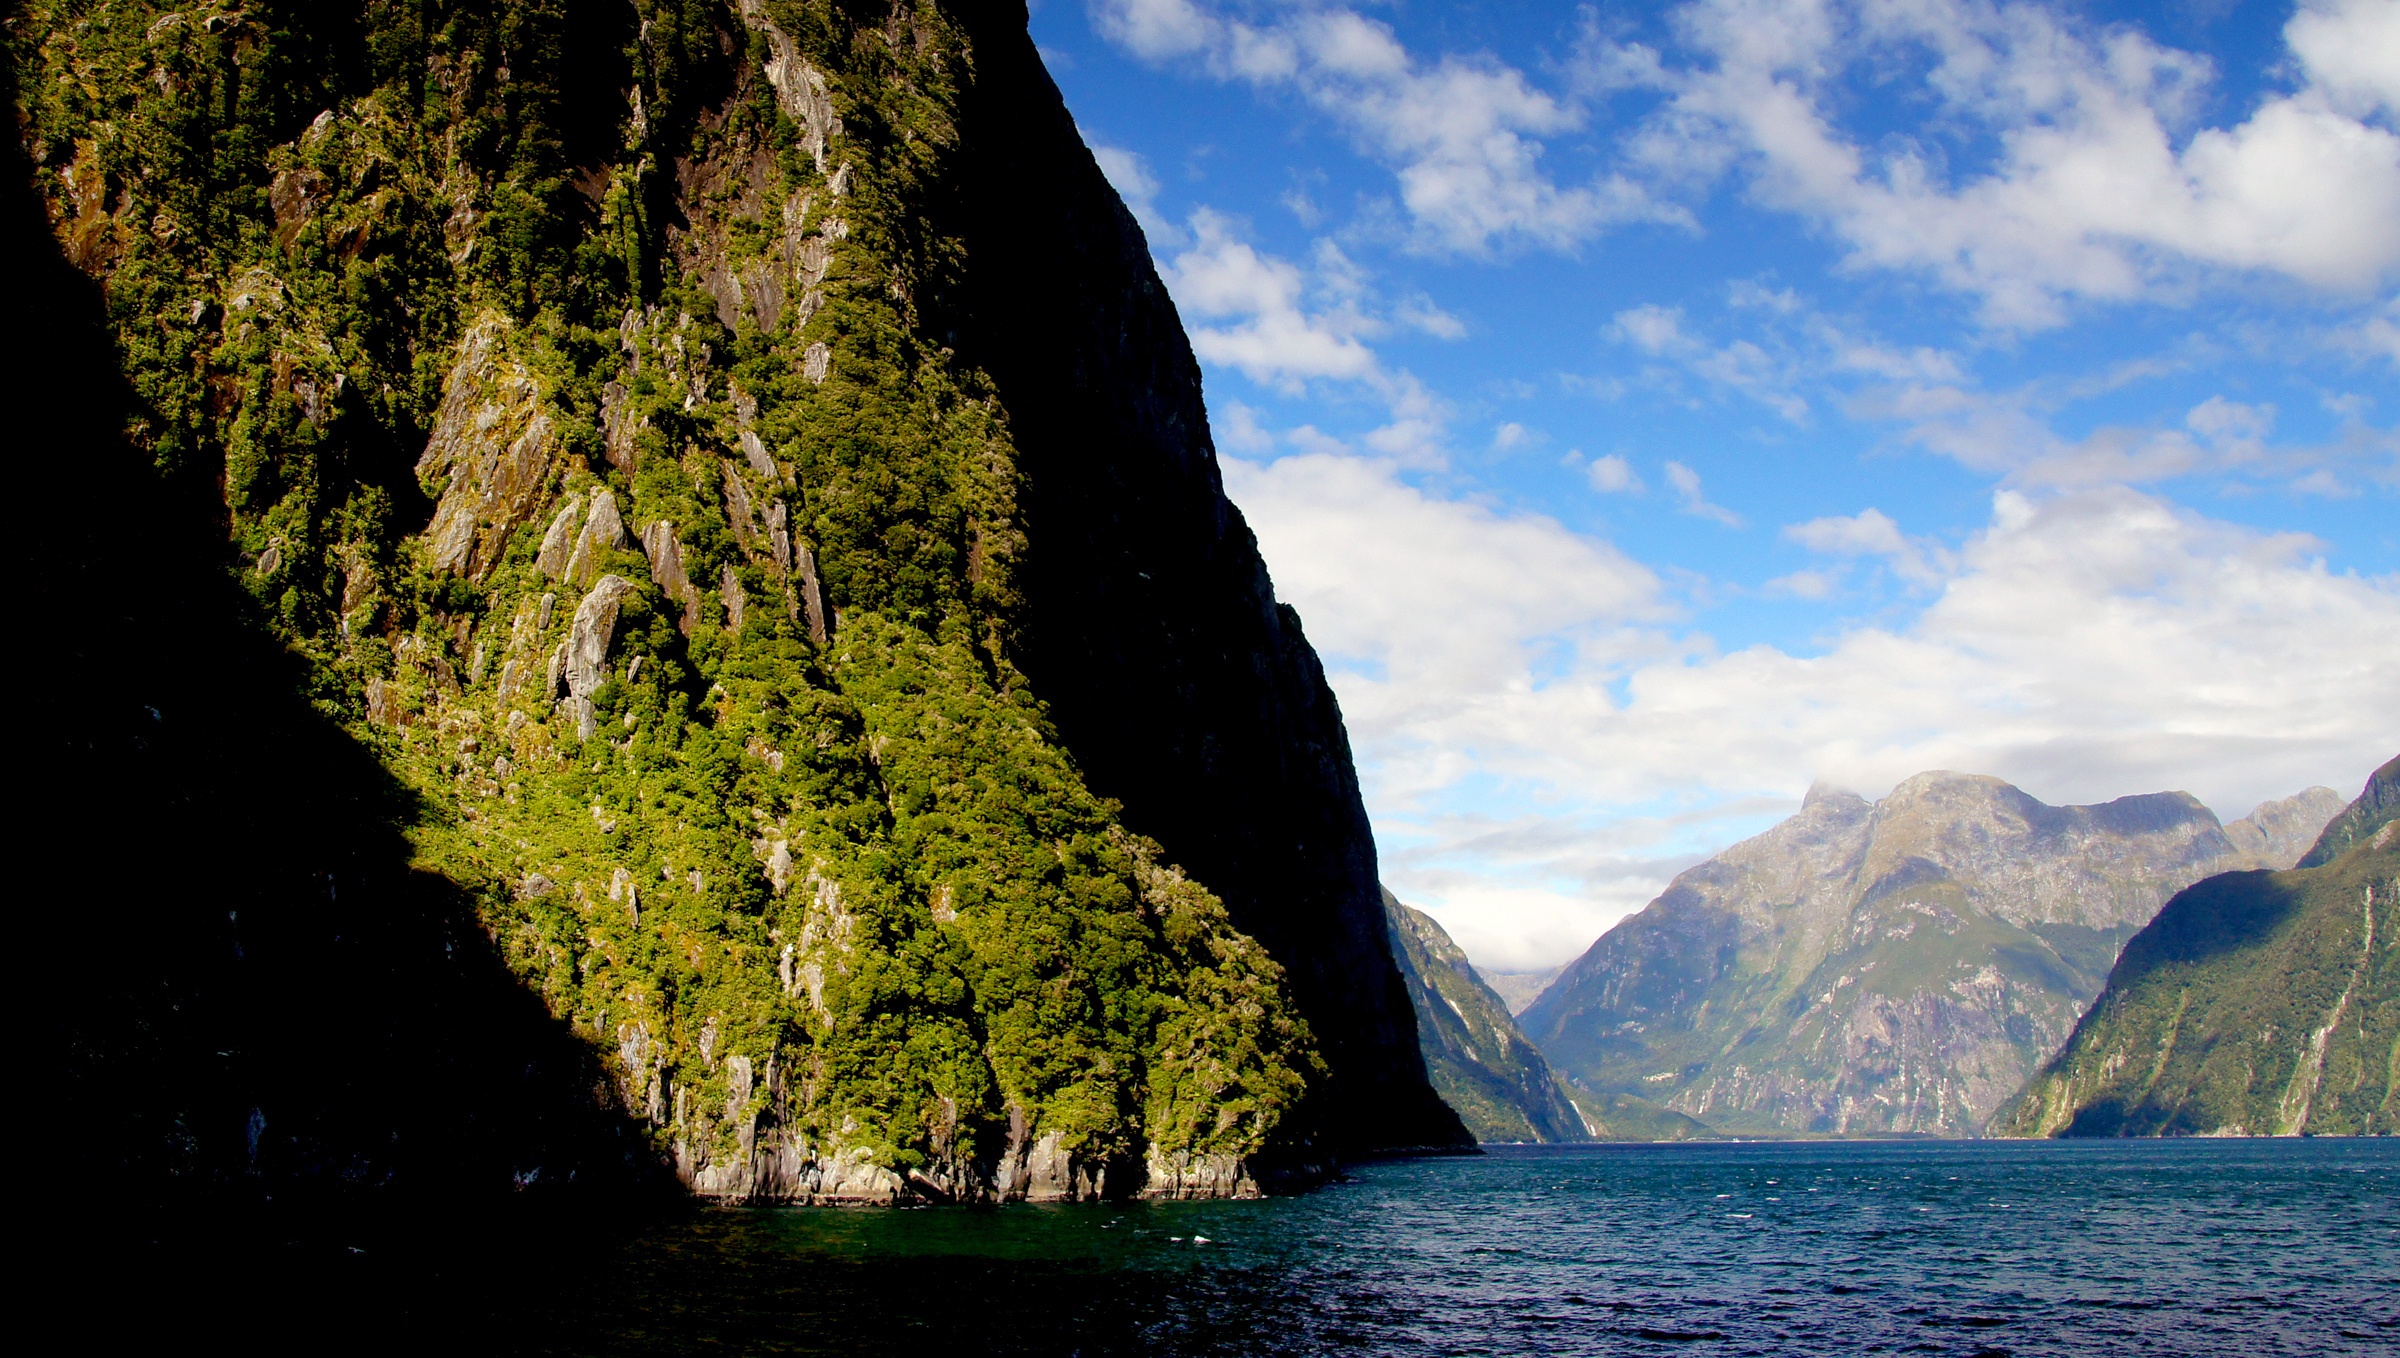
1097,0 -> 2400,322
1090,0 -> 1681,252
1155,211 -> 1468,464
1614,0 -> 2400,326
1228,459 -> 2400,968
2286,0 -> 2400,120
1784,508 -> 1954,586
1161,209 -> 1382,389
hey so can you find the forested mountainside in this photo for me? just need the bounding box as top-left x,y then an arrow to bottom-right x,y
14,0 -> 1459,1212
1519,774 -> 2342,1137
1382,891 -> 1585,1143
1995,756 -> 2399,1138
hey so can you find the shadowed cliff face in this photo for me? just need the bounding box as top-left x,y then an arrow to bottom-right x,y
15,0 -> 1461,1217
1996,755 -> 2399,1138
9,79 -> 664,1213
943,5 -> 1465,1156
1521,773 -> 2344,1137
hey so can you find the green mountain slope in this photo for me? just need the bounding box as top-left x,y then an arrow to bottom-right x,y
1521,774 -> 2342,1137
1383,891 -> 1586,1142
1994,755 -> 2400,1138
15,0 -> 1459,1209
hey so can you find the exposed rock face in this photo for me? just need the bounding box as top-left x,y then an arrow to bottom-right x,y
637,520 -> 701,632
1383,890 -> 1587,1142
559,575 -> 637,740
947,4 -> 1467,1158
1996,756 -> 2399,1138
2224,786 -> 2348,868
1521,772 -> 2345,1137
416,318 -> 558,580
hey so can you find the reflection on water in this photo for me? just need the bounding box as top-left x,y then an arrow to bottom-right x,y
162,1140 -> 2400,1354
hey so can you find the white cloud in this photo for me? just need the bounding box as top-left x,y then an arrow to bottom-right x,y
1223,450 -> 1665,687
1091,0 -> 1683,253
1586,452 -> 1644,493
1095,0 -> 2400,313
1611,0 -> 2400,326
1158,212 -> 1468,465
1665,460 -> 1746,526
1610,302 -> 1815,422
1855,381 -> 2397,492
1162,209 -> 1380,389
2344,294 -> 2400,364
1612,303 -> 1689,354
2287,0 -> 2400,120
1765,567 -> 1842,599
1088,141 -> 1169,239
1230,463 -> 2400,969
1394,293 -> 1468,339
1784,508 -> 1954,586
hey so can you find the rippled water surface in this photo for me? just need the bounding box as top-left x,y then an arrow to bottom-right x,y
262,1140 -> 2400,1354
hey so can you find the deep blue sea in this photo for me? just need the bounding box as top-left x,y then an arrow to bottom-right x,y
470,1139 -> 2397,1356
175,1139 -> 2400,1355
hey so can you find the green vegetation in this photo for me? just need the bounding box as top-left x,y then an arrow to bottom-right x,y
14,0 -> 1315,1194
1994,755 -> 2399,1138
1381,890 -> 1585,1143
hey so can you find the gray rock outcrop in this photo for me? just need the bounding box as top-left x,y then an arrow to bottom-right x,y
2223,785 -> 2349,869
560,575 -> 636,739
638,520 -> 701,632
416,317 -> 557,578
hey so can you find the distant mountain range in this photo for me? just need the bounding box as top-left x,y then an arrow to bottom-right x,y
1382,891 -> 1716,1143
1995,756 -> 2397,1138
1383,891 -> 1586,1142
1515,774 -> 2344,1137
1479,967 -> 1566,1016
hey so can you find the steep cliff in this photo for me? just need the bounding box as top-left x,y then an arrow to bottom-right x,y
1994,755 -> 2399,1138
14,0 -> 1457,1211
1382,890 -> 1586,1143
1520,773 -> 2342,1137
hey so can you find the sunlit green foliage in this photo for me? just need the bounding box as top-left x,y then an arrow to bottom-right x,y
16,0 -> 1315,1187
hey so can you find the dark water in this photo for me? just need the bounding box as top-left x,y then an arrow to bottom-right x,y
169,1139 -> 2400,1355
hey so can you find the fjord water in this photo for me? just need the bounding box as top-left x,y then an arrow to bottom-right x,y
441,1139 -> 2395,1355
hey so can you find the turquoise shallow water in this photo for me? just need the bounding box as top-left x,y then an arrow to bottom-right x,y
468,1139 -> 2397,1356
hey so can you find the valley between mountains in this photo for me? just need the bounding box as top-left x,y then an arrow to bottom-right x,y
1388,763 -> 2396,1143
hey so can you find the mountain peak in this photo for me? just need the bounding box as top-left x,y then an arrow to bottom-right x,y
1522,764 -> 2346,1138
1800,780 -> 1869,811
1997,752 -> 2399,1138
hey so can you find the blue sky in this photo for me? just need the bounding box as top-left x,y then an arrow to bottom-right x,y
1027,0 -> 2400,971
